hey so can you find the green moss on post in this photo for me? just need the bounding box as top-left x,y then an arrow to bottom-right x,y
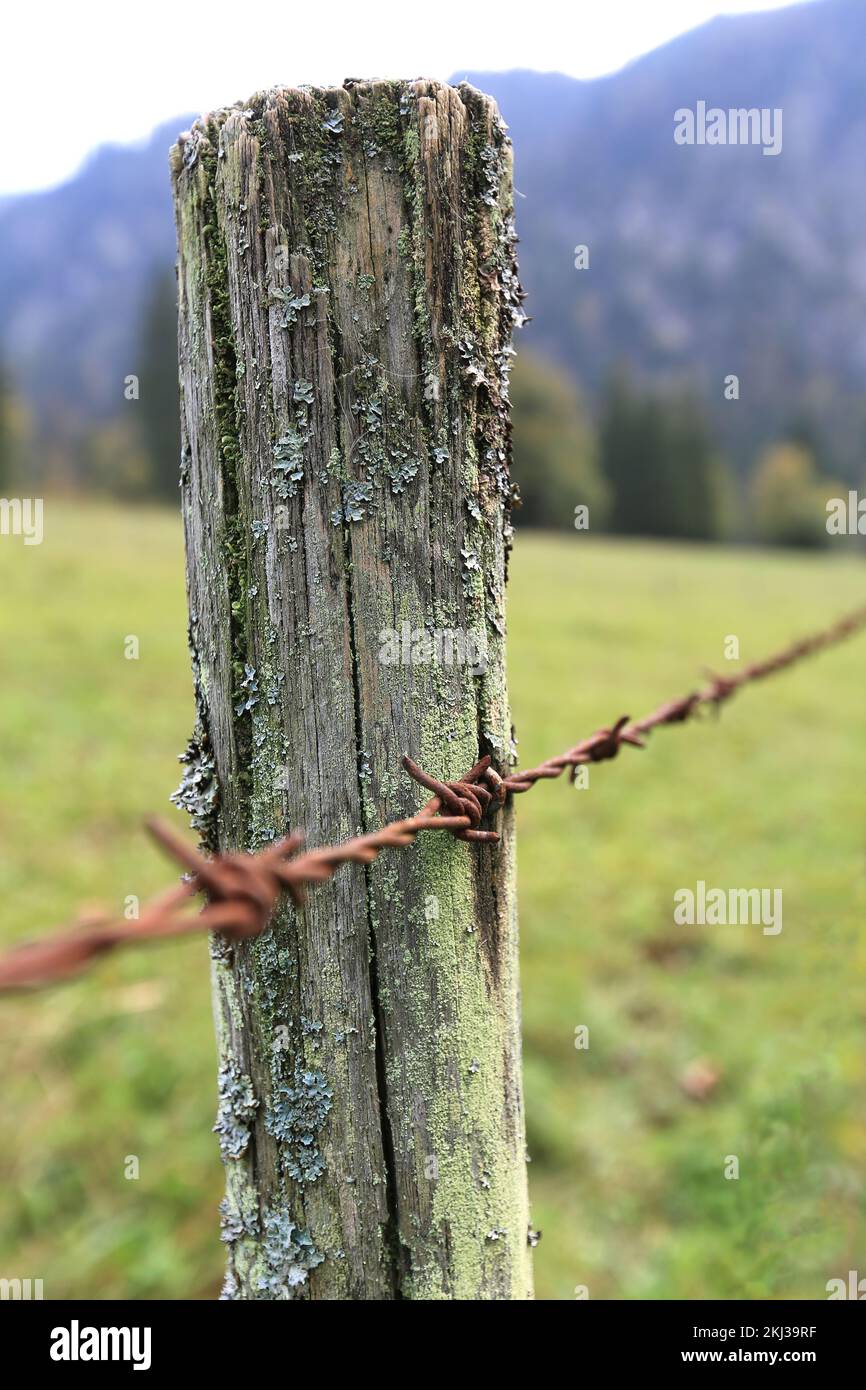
171,78 -> 532,1300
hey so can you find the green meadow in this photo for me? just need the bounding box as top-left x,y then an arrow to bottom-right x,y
1,503 -> 864,1299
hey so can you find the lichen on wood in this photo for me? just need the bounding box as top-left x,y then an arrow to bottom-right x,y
171,77 -> 531,1300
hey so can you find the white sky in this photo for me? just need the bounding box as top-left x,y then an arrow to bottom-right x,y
0,0 -> 814,196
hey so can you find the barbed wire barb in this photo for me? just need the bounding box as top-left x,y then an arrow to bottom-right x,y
1,601 -> 864,993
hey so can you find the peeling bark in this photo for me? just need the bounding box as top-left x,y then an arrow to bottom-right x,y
171,78 -> 531,1300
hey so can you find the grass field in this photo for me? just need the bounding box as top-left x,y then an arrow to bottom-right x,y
1,502 -> 864,1300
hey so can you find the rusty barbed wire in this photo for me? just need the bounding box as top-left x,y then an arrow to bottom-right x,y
0,811 -> 472,991
1,602 -> 864,993
498,602 -> 866,792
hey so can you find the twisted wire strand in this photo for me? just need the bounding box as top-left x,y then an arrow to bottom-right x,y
1,602 -> 863,992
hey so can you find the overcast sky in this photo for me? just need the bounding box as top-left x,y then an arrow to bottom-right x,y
0,0 -> 813,196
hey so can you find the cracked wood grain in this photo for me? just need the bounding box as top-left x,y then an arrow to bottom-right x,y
171,77 -> 532,1300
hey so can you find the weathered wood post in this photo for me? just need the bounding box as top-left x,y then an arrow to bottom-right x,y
170,79 -> 531,1300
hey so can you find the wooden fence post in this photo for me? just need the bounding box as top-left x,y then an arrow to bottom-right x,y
170,78 -> 532,1300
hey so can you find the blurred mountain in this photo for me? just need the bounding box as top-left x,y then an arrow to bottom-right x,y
3,0 -> 866,482
0,117 -> 191,446
465,0 -> 866,481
